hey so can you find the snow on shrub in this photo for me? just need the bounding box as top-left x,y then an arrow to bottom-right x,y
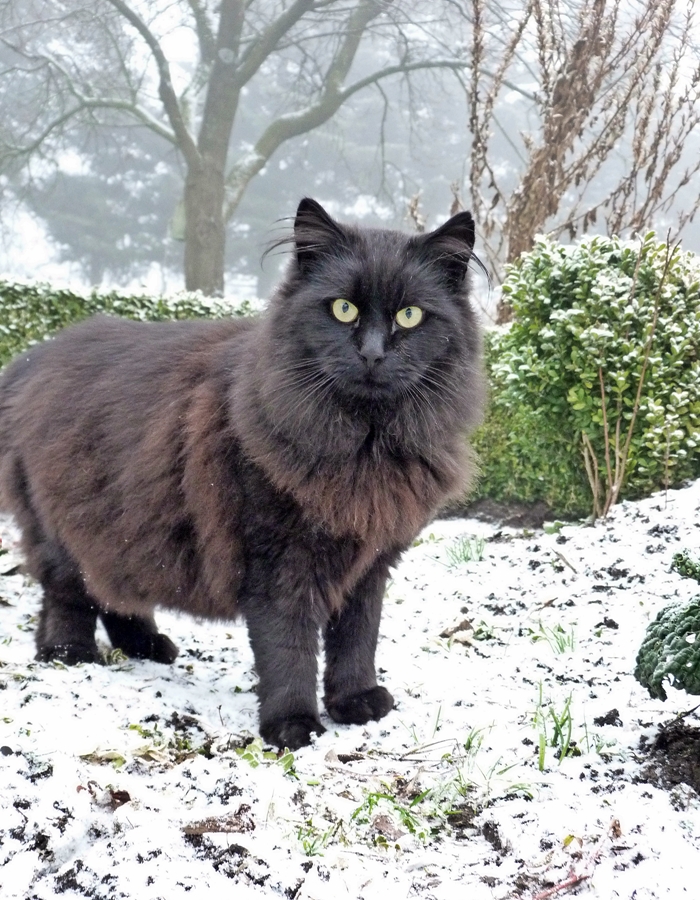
474,233 -> 700,517
0,279 -> 253,366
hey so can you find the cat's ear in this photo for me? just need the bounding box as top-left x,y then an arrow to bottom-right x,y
294,198 -> 345,274
419,211 -> 476,288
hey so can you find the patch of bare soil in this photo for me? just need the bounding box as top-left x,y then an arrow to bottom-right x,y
443,496 -> 557,528
637,720 -> 700,796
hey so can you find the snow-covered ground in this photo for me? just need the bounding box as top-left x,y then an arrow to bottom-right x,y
2,481 -> 700,899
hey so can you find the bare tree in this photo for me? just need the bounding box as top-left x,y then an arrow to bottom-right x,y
0,0 -> 469,295
463,0 -> 700,320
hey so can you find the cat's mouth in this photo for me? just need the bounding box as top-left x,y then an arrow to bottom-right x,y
345,369 -> 399,401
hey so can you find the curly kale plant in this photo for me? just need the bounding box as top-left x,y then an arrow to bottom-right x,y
635,553 -> 700,700
671,550 -> 700,585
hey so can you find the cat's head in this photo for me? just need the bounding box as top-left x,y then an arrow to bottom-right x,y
266,198 -> 483,425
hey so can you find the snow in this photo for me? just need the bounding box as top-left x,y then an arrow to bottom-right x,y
2,481 -> 700,899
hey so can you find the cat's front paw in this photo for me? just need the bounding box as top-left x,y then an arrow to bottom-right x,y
325,686 -> 394,725
260,714 -> 326,751
35,643 -> 101,665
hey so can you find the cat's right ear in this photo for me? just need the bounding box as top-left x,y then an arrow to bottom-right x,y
419,211 -> 476,289
294,198 -> 345,274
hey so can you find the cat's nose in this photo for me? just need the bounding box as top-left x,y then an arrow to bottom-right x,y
359,330 -> 385,370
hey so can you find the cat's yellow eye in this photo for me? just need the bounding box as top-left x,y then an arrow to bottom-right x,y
395,306 -> 423,329
331,298 -> 359,324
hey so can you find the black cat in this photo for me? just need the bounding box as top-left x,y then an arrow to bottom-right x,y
0,198 -> 485,749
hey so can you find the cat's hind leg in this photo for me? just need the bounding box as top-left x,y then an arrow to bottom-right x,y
323,553 -> 396,726
3,457 -> 101,664
32,546 -> 102,665
7,459 -> 177,665
99,611 -> 179,663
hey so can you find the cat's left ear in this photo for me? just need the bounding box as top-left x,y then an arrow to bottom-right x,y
419,211 -> 475,288
294,198 -> 346,274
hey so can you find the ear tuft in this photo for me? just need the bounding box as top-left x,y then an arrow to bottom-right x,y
294,198 -> 345,273
419,211 -> 476,287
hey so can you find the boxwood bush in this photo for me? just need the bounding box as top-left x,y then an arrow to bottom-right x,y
473,233 -> 700,517
0,279 -> 253,367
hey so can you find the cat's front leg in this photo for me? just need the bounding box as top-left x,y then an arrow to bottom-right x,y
322,552 -> 398,727
241,558 -> 328,750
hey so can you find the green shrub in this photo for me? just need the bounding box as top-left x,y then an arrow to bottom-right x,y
474,233 -> 700,517
0,279 -> 254,367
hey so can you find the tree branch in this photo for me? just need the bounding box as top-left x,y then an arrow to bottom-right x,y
224,52 -> 471,222
1,96 -> 177,161
339,58 -> 471,104
186,0 -> 217,65
224,0 -> 384,217
233,0 -> 316,88
103,0 -> 199,167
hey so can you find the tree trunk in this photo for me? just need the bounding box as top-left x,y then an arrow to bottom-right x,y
182,0 -> 245,296
184,158 -> 226,297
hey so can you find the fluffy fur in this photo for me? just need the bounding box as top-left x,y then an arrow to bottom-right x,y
0,198 -> 485,749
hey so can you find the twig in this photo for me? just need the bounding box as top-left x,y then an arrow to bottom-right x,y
532,866 -> 591,900
183,804 -> 254,834
581,433 -> 602,520
614,243 -> 671,501
551,550 -> 577,574
531,817 -> 620,899
597,366 -> 614,512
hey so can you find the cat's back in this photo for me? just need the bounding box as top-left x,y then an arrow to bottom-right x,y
0,314 -> 249,434
1,313 -> 250,395
0,314 -> 254,508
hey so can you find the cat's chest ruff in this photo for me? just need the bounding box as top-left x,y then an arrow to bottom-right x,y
232,365 -> 472,545
250,438 -> 466,547
301,454 -> 436,540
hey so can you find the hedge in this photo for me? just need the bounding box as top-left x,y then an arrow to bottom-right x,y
0,279 -> 252,367
473,233 -> 700,517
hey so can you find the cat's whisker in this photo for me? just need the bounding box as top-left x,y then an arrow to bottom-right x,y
272,371 -> 339,428
277,371 -> 327,393
421,371 -> 470,404
400,381 -> 438,458
281,380 -> 335,421
273,358 -> 321,375
413,385 -> 440,438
